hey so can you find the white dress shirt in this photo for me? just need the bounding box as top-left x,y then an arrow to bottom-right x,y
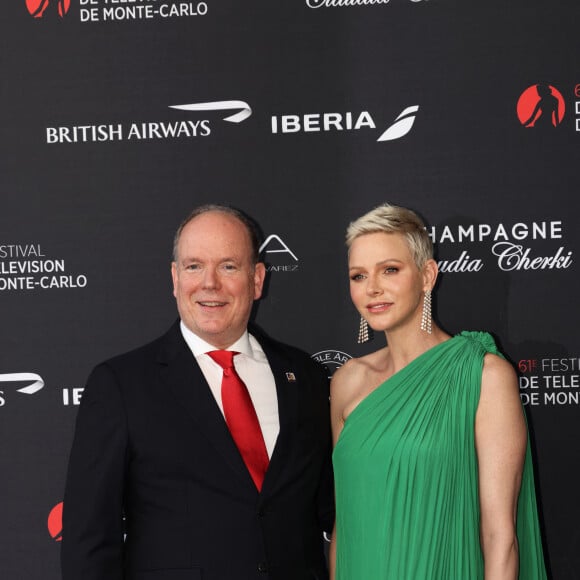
179,321 -> 280,458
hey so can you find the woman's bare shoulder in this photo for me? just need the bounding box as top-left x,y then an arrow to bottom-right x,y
331,349 -> 387,404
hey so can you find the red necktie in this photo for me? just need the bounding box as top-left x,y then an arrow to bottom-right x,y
208,350 -> 269,491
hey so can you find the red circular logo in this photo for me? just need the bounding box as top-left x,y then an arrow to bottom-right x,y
516,84 -> 565,128
26,0 -> 71,18
47,502 -> 63,542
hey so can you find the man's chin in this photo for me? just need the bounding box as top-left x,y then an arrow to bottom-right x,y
193,322 -> 232,343
195,322 -> 226,335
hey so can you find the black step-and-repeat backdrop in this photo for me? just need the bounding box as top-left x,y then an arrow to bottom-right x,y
1,1 -> 579,579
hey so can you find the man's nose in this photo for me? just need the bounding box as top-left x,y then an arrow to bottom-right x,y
202,267 -> 220,289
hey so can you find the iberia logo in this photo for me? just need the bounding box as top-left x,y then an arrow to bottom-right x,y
26,0 -> 71,18
517,84 -> 565,128
48,502 -> 63,542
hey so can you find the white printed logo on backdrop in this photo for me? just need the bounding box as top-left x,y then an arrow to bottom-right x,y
429,221 -> 574,275
0,373 -> 44,407
312,350 -> 352,380
0,243 -> 88,291
518,357 -> 580,408
260,235 -> 299,273
306,0 -> 425,8
45,100 -> 250,145
271,105 -> 420,142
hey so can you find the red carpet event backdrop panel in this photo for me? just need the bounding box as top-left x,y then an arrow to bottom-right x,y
1,1 -> 579,579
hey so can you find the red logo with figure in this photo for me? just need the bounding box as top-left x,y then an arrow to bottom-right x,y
517,84 -> 565,128
26,0 -> 71,18
48,502 -> 63,542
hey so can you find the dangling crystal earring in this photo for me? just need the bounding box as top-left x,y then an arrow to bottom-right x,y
420,289 -> 432,334
357,317 -> 373,343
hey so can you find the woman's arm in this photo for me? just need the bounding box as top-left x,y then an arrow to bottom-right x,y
328,359 -> 360,580
329,524 -> 337,580
475,353 -> 527,580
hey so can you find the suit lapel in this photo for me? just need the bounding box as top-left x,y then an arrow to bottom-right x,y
257,336 -> 299,495
156,323 -> 256,491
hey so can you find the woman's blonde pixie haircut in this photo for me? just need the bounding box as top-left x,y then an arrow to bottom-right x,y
346,203 -> 433,269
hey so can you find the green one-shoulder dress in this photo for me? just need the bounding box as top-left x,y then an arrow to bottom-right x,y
333,332 -> 547,580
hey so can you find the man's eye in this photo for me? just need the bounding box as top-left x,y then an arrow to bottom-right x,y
185,264 -> 200,271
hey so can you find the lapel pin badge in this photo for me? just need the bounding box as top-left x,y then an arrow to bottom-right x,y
285,372 -> 296,382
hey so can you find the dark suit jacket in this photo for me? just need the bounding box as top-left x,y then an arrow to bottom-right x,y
61,321 -> 333,580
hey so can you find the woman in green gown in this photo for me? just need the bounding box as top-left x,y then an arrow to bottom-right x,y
330,204 -> 547,580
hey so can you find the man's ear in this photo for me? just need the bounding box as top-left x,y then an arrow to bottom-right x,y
254,262 -> 266,300
171,262 -> 178,298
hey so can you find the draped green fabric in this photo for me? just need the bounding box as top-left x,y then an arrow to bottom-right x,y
333,332 -> 546,580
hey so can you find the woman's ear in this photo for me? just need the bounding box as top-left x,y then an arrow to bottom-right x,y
422,259 -> 438,292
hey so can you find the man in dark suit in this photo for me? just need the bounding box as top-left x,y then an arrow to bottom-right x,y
61,205 -> 333,580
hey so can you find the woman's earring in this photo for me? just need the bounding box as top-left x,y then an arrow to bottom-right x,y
420,289 -> 432,334
357,317 -> 373,343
